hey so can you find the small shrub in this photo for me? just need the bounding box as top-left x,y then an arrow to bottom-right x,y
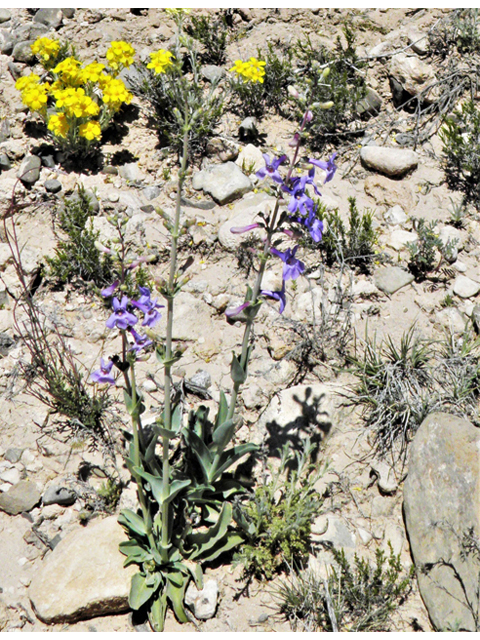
440,99 -> 480,207
185,11 -> 232,65
313,196 -> 377,273
233,440 -> 324,580
16,38 -> 135,160
276,544 -> 414,632
45,186 -> 113,288
406,218 -> 442,279
295,24 -> 367,149
448,198 -> 468,228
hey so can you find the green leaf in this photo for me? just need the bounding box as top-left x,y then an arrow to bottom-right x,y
123,389 -> 134,414
215,391 -> 229,428
188,502 -> 233,559
182,560 -> 204,590
214,443 -> 258,479
166,576 -> 189,623
187,431 -> 213,481
118,509 -> 147,537
129,572 -> 157,610
153,425 -> 177,440
230,353 -> 247,384
212,418 -> 236,453
119,540 -> 152,565
134,467 -> 165,505
149,589 -> 167,632
201,532 -> 244,563
171,403 -> 182,432
164,478 -> 191,504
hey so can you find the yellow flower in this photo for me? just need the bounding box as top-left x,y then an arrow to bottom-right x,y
53,57 -> 83,85
146,49 -> 174,75
102,77 -> 132,110
21,84 -> 49,112
31,37 -> 60,63
15,74 -> 40,92
81,62 -> 106,84
165,8 -> 192,15
230,57 -> 266,84
106,41 -> 135,71
79,121 -> 102,141
53,87 -> 99,118
47,113 -> 69,138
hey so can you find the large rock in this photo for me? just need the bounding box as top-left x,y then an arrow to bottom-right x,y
364,175 -> 415,210
29,516 -> 137,623
192,162 -> 252,205
374,266 -> 414,295
17,155 -> 41,185
360,146 -> 418,178
218,193 -> 275,251
34,8 -> 64,29
453,275 -> 480,299
0,480 -> 41,515
389,53 -> 438,104
403,413 -> 480,631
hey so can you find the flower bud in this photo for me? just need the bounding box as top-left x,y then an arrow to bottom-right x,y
287,85 -> 299,99
305,110 -> 313,123
321,67 -> 330,79
319,101 -> 334,110
95,241 -> 112,255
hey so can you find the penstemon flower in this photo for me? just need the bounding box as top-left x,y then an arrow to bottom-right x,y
90,358 -> 116,385
106,296 -> 138,330
270,246 -> 305,281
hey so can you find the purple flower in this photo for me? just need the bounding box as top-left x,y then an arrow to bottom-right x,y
256,154 -> 287,185
283,171 -> 321,216
271,245 -> 305,281
90,358 -> 116,385
128,328 -> 153,354
101,280 -> 119,298
309,153 -> 337,183
106,296 -> 138,330
230,223 -> 260,234
132,287 -> 164,328
305,209 -> 324,243
225,301 -> 251,318
261,281 -> 287,314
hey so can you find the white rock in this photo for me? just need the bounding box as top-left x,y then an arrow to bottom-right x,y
218,194 -> 274,251
236,144 -> 264,174
360,146 -> 418,177
184,579 -> 218,620
453,275 -> 480,299
384,204 -> 407,226
387,229 -> 418,251
0,468 -> 21,485
389,53 -> 438,101
357,527 -> 373,545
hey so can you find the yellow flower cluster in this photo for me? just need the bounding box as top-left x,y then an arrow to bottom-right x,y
230,57 -> 266,84
147,50 -> 174,75
31,37 -> 60,64
17,37 -> 136,152
106,41 -> 135,71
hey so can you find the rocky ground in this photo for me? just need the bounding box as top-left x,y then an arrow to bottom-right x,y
0,7 -> 479,633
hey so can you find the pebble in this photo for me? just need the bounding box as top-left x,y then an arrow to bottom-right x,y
34,8 -> 64,29
236,144 -> 264,174
17,155 -> 41,185
387,229 -> 418,251
384,204 -> 407,226
142,185 -> 162,201
239,116 -> 258,140
0,9 -> 11,23
12,41 -> 36,64
44,179 -> 62,194
42,486 -> 76,506
0,468 -> 21,485
375,266 -> 415,295
201,64 -> 226,84
4,448 -> 23,464
453,275 -> 480,299
185,579 -> 219,620
360,146 -> 418,178
192,162 -> 252,205
0,480 -> 41,515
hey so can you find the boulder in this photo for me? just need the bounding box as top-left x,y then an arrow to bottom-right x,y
0,480 -> 41,515
360,146 -> 418,178
29,516 -> 137,623
192,162 -> 252,205
389,53 -> 438,104
218,193 -> 274,251
34,8 -> 63,29
404,413 -> 480,631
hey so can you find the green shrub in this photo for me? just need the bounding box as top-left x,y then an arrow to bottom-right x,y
312,196 -> 377,273
406,218 -> 443,279
440,99 -> 480,207
45,186 -> 113,287
185,11 -> 232,65
295,24 -> 367,149
233,440 -> 324,580
277,544 -> 414,631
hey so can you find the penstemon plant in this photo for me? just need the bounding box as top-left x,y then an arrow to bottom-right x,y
90,10 -> 337,630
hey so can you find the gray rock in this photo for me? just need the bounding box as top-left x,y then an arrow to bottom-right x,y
403,413 -> 480,631
42,486 -> 76,506
40,154 -> 56,169
61,8 -> 76,19
239,116 -> 258,140
69,188 -> 100,213
4,447 -> 24,464
205,137 -> 239,163
389,53 -> 438,103
408,29 -> 429,56
0,153 -> 10,171
12,41 -> 36,64
119,162 -> 146,183
0,332 -> 14,356
0,480 -> 41,515
374,266 -> 414,295
384,204 -> 407,226
313,514 -> 356,549
185,579 -> 218,620
0,29 -> 14,55
44,179 -> 62,194
357,87 -> 383,117
18,155 -> 41,185
217,193 -> 273,250
29,516 -> 137,623
142,185 -> 162,201
201,64 -> 226,84
453,275 -> 480,299
192,162 -> 252,205
118,64 -> 147,91
188,370 -> 211,389
0,9 -> 11,24
360,146 -> 418,177
34,8 -> 63,29
371,460 -> 397,495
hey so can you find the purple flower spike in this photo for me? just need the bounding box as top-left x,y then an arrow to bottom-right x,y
129,328 -> 153,354
261,281 -> 287,314
90,358 -> 116,385
101,280 -> 119,298
225,301 -> 251,318
306,209 -> 324,243
106,296 -> 138,330
131,287 -> 164,328
271,246 -> 305,281
230,223 -> 260,234
256,154 -> 287,185
309,152 -> 337,183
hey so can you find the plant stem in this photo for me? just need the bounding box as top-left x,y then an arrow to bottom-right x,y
161,124 -> 189,558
